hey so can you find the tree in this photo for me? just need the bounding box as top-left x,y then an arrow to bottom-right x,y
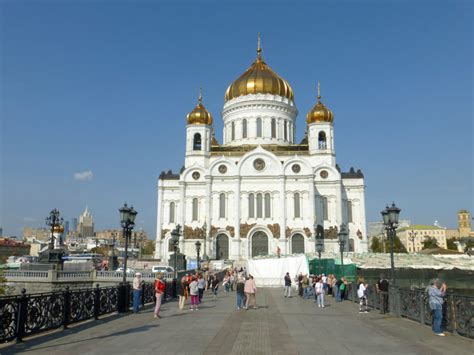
446,238 -> 458,251
141,240 -> 155,256
393,235 -> 408,253
464,238 -> 474,253
370,236 -> 383,253
91,246 -> 110,256
422,236 -> 438,250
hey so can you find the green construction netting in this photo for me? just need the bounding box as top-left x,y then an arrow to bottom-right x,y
308,258 -> 357,281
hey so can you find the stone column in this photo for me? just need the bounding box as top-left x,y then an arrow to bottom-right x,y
154,184 -> 164,259
233,177 -> 241,260
279,177 -> 287,254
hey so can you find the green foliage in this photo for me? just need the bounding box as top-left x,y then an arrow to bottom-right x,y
464,239 -> 474,252
370,237 -> 383,253
422,236 -> 438,249
370,236 -> 407,253
141,240 -> 155,255
91,246 -> 110,256
446,238 -> 458,251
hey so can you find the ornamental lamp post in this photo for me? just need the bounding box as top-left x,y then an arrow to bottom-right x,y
338,224 -> 348,278
45,209 -> 64,250
381,202 -> 401,285
171,225 -> 181,279
119,203 -> 137,285
195,240 -> 201,271
316,241 -> 324,276
409,231 -> 418,253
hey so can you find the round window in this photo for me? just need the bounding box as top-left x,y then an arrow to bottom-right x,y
192,171 -> 200,180
218,165 -> 227,174
292,164 -> 301,173
320,170 -> 328,179
253,158 -> 266,171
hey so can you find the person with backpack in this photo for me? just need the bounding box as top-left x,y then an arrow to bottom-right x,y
357,278 -> 369,313
339,277 -> 347,301
154,274 -> 166,319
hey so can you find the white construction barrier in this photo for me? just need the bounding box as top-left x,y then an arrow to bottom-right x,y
247,255 -> 309,287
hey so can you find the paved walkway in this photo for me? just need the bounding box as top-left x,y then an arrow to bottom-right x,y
1,288 -> 472,355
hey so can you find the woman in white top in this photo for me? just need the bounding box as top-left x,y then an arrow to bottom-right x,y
189,277 -> 199,311
315,277 -> 325,308
357,278 -> 368,313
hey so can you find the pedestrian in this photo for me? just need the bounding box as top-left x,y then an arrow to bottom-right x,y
244,274 -> 257,309
236,276 -> 245,309
322,274 -> 328,294
334,277 -> 342,302
177,275 -> 187,310
189,276 -> 199,311
197,273 -> 206,303
427,279 -> 447,336
376,274 -> 389,314
132,273 -> 143,313
154,273 -> 165,318
315,277 -> 325,308
211,275 -> 219,298
339,277 -> 347,301
302,275 -> 310,299
297,273 -> 303,297
357,278 -> 369,313
284,272 -> 292,298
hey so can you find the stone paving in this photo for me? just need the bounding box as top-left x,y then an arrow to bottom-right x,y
1,288 -> 472,355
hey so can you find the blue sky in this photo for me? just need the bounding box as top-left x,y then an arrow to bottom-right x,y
1,0 -> 472,237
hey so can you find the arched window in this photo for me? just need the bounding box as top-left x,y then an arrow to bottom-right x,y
271,118 -> 276,138
256,193 -> 263,218
347,201 -> 353,223
322,197 -> 328,221
248,193 -> 255,218
284,121 -> 288,140
193,133 -> 202,151
192,198 -> 199,221
242,119 -> 248,138
318,131 -> 327,149
219,193 -> 226,218
256,118 -> 262,137
231,122 -> 235,141
169,202 -> 175,223
264,193 -> 271,218
294,193 -> 301,218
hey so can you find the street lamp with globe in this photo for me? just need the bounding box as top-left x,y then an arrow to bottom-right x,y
381,202 -> 401,285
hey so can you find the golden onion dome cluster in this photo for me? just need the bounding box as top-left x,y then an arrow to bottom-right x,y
306,82 -> 334,124
186,92 -> 213,125
224,41 -> 294,102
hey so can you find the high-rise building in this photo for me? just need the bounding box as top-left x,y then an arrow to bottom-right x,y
63,221 -> 70,239
78,207 -> 94,238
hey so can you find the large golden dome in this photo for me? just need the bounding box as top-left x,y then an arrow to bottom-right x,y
306,82 -> 334,124
186,91 -> 213,125
224,37 -> 294,102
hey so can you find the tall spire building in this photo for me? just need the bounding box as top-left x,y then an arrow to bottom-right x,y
78,207 -> 94,238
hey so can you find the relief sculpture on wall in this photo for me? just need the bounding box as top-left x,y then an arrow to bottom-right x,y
267,223 -> 280,238
324,226 -> 339,239
240,223 -> 256,238
183,225 -> 205,239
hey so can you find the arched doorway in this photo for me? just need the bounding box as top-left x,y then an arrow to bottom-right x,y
291,233 -> 305,254
251,231 -> 268,258
216,234 -> 229,260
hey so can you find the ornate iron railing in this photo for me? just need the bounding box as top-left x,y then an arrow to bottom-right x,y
345,283 -> 473,339
0,282 -> 158,344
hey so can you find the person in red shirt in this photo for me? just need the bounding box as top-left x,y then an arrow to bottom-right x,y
154,274 -> 166,319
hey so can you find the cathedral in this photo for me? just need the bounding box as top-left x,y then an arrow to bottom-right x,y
154,39 -> 367,262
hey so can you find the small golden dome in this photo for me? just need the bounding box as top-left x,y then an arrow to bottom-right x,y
306,82 -> 334,124
224,35 -> 294,102
53,225 -> 64,234
186,90 -> 213,125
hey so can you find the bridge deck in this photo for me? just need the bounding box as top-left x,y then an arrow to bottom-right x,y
2,288 -> 471,355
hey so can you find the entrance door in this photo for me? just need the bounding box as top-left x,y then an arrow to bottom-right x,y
291,233 -> 305,254
216,234 -> 229,260
251,231 -> 268,258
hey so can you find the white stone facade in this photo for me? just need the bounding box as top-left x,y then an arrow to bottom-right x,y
155,93 -> 367,262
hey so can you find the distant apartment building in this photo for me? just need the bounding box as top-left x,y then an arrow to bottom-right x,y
0,237 -> 31,259
95,229 -> 148,248
23,227 -> 51,242
71,218 -> 78,231
398,225 -> 447,253
78,207 -> 94,238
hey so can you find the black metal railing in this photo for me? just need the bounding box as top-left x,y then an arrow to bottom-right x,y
344,283 -> 473,339
0,283 -> 157,344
